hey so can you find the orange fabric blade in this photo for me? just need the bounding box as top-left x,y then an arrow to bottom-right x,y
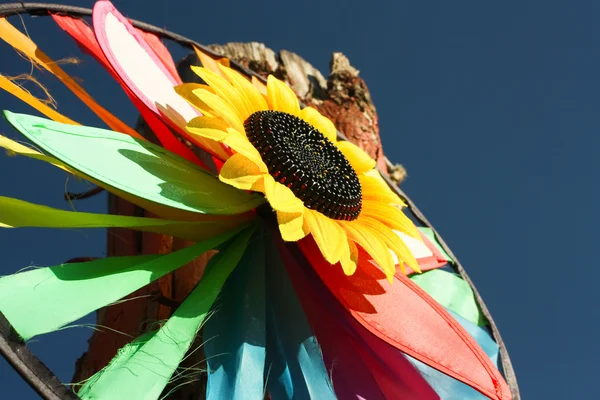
0,17 -> 140,139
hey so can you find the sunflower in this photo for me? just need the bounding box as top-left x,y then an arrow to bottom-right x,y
177,65 -> 421,280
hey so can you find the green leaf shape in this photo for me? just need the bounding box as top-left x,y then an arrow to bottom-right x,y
77,224 -> 255,400
0,196 -> 254,242
0,224 -> 250,341
3,111 -> 265,215
410,269 -> 487,326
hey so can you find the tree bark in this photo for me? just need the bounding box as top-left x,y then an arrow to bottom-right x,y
72,43 -> 387,399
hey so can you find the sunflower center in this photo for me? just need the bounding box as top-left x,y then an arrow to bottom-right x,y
244,110 -> 362,221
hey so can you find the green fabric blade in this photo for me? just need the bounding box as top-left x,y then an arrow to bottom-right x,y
410,269 -> 487,326
418,227 -> 452,262
0,196 -> 253,242
3,111 -> 265,215
77,225 -> 255,400
0,225 -> 248,341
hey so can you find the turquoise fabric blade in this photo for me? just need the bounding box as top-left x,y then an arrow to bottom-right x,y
77,225 -> 254,400
3,111 -> 265,215
264,235 -> 337,400
204,227 -> 267,400
407,310 -> 499,400
0,226 -> 245,340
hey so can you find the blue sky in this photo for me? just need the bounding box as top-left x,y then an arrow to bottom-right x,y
1,0 -> 598,398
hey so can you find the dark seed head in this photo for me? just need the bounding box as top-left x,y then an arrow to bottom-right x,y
244,110 -> 362,221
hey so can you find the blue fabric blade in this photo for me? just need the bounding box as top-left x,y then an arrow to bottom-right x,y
264,234 -> 337,400
407,310 -> 500,400
204,228 -> 267,400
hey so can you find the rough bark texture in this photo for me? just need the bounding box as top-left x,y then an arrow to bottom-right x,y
72,42 -> 389,398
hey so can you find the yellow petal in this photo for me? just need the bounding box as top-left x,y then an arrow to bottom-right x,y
186,116 -> 230,141
219,153 -> 265,191
303,209 -> 346,264
361,200 -> 421,240
175,83 -> 217,117
219,64 -> 268,114
336,141 -> 376,174
266,75 -> 300,116
339,238 -> 358,275
263,175 -> 304,213
223,128 -> 268,173
360,217 -> 420,275
300,106 -> 337,142
192,88 -> 245,133
359,174 -> 405,205
342,221 -> 396,283
277,210 -> 307,242
191,66 -> 252,120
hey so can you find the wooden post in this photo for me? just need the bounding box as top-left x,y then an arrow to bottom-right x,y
72,44 -> 388,398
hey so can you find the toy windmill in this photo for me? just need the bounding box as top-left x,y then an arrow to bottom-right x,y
0,2 -> 519,399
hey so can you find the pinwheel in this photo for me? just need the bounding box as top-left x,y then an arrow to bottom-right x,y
0,2 -> 519,399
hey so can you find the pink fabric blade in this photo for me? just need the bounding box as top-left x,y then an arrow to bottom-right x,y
51,13 -> 206,169
276,237 -> 439,400
298,237 -> 512,400
91,1 -> 227,164
135,28 -> 182,84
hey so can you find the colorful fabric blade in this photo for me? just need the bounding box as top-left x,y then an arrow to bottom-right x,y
3,112 -> 265,216
91,1 -> 229,161
420,227 -> 453,262
50,13 -> 204,167
135,29 -> 182,84
298,237 -> 511,400
264,233 -> 336,400
77,226 -> 254,400
0,74 -> 77,125
92,1 -> 195,122
0,17 -> 139,139
411,269 -> 487,326
278,241 -> 438,400
281,241 -> 439,400
406,311 -> 500,400
0,196 -> 253,242
0,226 -> 245,341
204,228 -> 266,400
0,132 -> 207,220
0,133 -> 71,172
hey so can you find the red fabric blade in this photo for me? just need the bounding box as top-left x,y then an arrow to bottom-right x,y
276,236 -> 439,400
298,237 -> 512,400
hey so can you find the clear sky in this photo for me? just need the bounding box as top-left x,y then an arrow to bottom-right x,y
1,1 -> 598,399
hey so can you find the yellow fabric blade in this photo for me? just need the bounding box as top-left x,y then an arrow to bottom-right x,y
0,75 -> 77,125
0,18 -> 141,139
